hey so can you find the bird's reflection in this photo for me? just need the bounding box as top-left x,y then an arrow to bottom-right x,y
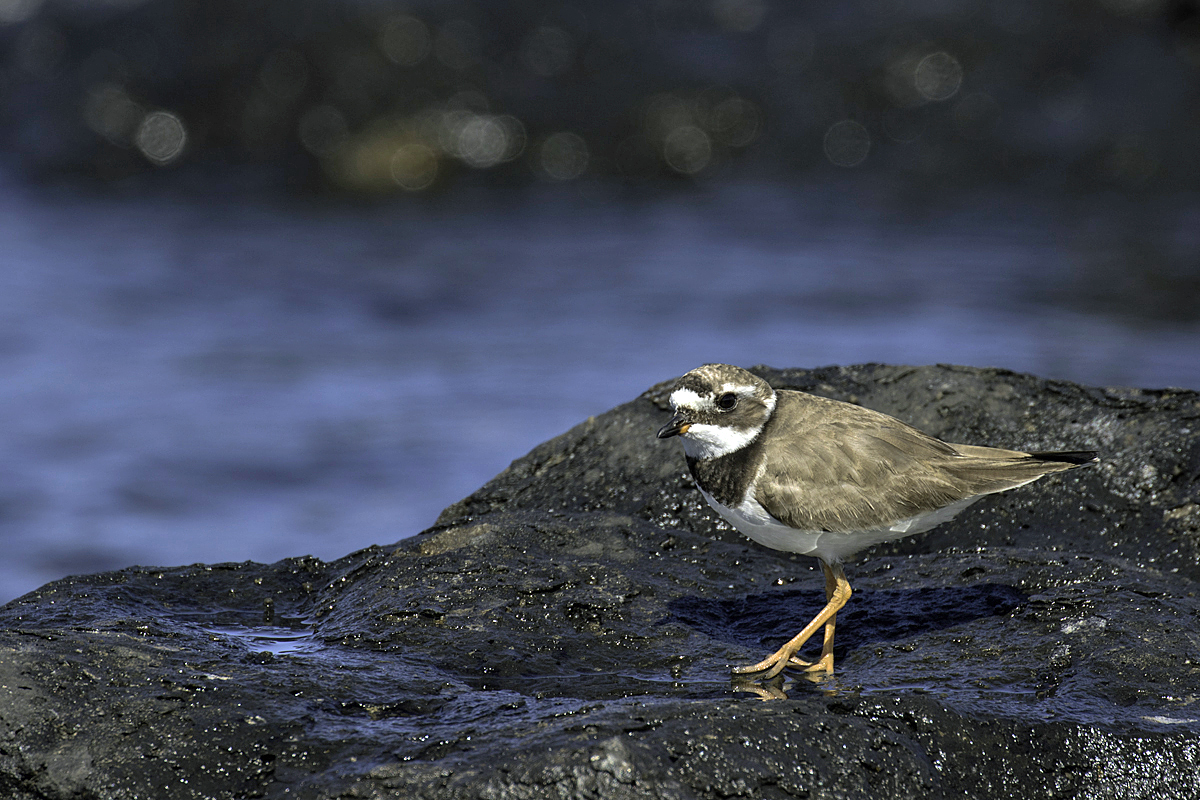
731,669 -> 846,700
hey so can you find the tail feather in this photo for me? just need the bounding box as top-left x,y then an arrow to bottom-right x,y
1026,450 -> 1098,467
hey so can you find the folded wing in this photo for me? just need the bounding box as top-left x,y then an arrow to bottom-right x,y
754,393 -> 1090,533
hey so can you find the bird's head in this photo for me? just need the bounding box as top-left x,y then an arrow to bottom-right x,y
657,364 -> 777,460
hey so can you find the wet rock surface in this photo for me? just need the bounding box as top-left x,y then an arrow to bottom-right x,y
3,363 -> 1200,799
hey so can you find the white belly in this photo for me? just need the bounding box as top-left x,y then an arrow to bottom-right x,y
696,485 -> 981,564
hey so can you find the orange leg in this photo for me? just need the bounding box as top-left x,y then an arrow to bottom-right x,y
778,562 -> 839,672
732,560 -> 851,680
804,560 -> 840,673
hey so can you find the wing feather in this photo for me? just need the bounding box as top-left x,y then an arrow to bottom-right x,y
753,392 -> 1069,533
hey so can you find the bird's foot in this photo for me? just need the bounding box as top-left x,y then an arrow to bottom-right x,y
799,653 -> 833,673
733,646 -> 810,680
732,648 -> 833,680
731,652 -> 788,678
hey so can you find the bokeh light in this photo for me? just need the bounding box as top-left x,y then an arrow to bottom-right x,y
7,0 -> 1199,191
643,93 -> 694,144
914,52 -> 963,102
84,83 -> 143,145
663,125 -> 712,175
639,90 -> 759,175
882,107 -> 926,144
378,14 -> 431,66
709,95 -> 760,147
823,120 -> 870,167
134,110 -> 186,165
456,115 -> 519,168
539,132 -> 588,180
297,105 -> 349,158
326,126 -> 407,192
390,143 -> 439,191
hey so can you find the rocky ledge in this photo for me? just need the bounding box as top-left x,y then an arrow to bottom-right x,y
3,364 -> 1200,799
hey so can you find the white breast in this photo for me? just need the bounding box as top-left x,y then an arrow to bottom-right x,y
695,484 -> 983,564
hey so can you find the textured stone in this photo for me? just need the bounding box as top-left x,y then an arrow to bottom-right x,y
2,364 -> 1199,799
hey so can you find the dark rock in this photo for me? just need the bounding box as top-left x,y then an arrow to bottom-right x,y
2,363 -> 1200,799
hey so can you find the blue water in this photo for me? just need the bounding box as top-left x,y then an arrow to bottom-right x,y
2,176 -> 1198,602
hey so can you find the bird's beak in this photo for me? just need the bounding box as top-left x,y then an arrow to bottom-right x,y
657,410 -> 691,439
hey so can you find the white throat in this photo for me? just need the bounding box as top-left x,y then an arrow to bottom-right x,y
676,393 -> 775,461
680,423 -> 762,460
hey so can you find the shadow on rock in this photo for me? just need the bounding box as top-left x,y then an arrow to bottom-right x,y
669,582 -> 1025,661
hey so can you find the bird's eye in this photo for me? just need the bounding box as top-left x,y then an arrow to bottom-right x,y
717,393 -> 738,410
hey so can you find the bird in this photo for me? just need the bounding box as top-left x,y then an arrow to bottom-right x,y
656,363 -> 1097,679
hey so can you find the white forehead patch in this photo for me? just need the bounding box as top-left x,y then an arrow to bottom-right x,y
671,383 -> 762,411
669,387 -> 709,411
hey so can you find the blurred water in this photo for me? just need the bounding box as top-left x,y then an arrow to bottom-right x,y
1,177 -> 1198,602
